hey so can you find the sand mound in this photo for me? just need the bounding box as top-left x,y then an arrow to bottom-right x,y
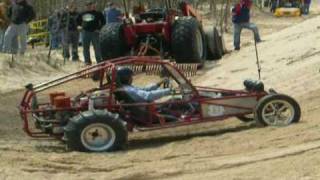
0,50 -> 82,94
198,15 -> 320,100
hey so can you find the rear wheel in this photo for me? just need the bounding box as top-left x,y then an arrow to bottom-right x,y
64,110 -> 128,152
171,17 -> 207,65
99,23 -> 129,61
255,94 -> 301,127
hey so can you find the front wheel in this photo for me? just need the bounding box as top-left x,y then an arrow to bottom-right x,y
255,94 -> 301,127
64,110 -> 128,152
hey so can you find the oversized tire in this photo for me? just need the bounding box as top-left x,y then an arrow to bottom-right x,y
99,23 -> 129,61
171,17 -> 207,65
255,94 -> 301,127
205,26 -> 224,60
64,110 -> 128,152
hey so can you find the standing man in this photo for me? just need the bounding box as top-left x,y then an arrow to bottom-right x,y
48,10 -> 61,49
3,0 -> 35,55
303,0 -> 311,15
232,0 -> 261,51
103,2 -> 112,23
78,1 -> 105,65
270,0 -> 277,13
60,2 -> 80,61
105,2 -> 123,24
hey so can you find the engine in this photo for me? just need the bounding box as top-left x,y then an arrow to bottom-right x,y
32,90 -> 109,135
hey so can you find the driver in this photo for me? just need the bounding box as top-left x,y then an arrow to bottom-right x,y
116,67 -> 172,103
133,1 -> 146,16
132,1 -> 146,23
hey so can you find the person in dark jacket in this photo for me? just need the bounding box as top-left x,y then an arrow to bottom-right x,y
3,0 -> 35,55
78,1 -> 105,65
60,2 -> 80,61
232,0 -> 261,50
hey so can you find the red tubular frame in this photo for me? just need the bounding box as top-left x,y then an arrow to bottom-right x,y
19,56 -> 268,139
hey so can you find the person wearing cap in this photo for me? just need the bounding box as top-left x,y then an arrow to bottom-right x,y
60,2 -> 80,61
3,0 -> 35,55
232,0 -> 261,51
78,1 -> 106,65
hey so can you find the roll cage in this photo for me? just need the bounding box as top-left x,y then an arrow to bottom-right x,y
20,56 -> 267,139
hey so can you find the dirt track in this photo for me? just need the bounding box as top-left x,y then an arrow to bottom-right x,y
1,90 -> 320,180
1,9 -> 320,180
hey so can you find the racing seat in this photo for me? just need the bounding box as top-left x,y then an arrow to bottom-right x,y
113,88 -> 178,125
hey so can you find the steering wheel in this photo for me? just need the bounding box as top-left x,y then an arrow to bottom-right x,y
160,78 -> 188,97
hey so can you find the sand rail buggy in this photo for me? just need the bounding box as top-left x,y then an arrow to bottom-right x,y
20,56 -> 300,152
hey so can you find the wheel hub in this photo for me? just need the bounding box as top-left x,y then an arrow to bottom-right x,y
262,100 -> 295,126
81,123 -> 116,152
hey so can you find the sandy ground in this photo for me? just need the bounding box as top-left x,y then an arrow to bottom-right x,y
1,7 -> 320,180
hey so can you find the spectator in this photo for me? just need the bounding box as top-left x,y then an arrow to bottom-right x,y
232,0 -> 261,51
3,0 -> 35,55
105,2 -> 122,24
60,2 -> 80,61
270,0 -> 277,13
103,2 -> 112,22
78,1 -> 105,65
0,0 -> 11,52
48,10 -> 61,49
303,0 -> 311,15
